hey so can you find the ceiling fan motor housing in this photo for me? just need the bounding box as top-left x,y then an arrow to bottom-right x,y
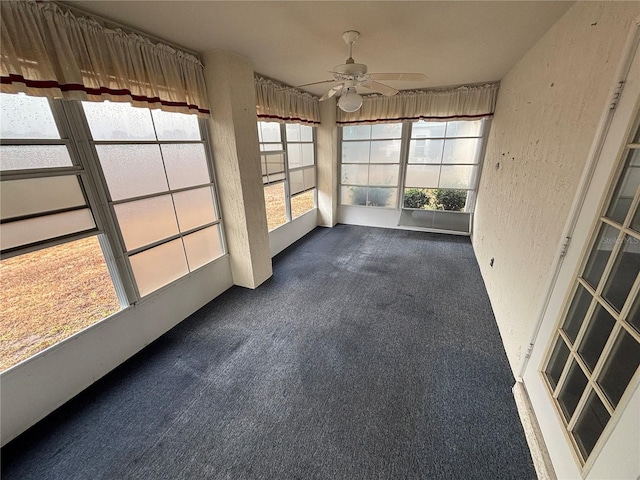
334,63 -> 368,76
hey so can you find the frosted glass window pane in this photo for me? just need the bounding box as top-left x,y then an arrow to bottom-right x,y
367,187 -> 397,207
83,101 -> 156,140
183,226 -> 223,271
303,167 -> 315,190
290,169 -> 305,195
445,120 -> 483,137
1,176 -> 85,220
368,164 -> 399,186
0,93 -> 60,139
371,123 -> 402,139
114,195 -> 179,251
287,144 -> 303,169
440,165 -> 475,189
443,138 -> 481,164
265,153 -> 285,174
129,239 -> 189,297
341,185 -> 367,206
173,187 -> 216,232
409,139 -> 444,164
370,140 -> 401,163
261,143 -> 284,152
411,121 -> 446,138
300,143 -> 315,166
1,209 -> 95,251
258,122 -> 281,143
285,124 -> 312,142
1,145 -> 73,171
161,144 -> 210,190
606,149 -> 640,224
342,142 -> 370,163
405,165 -> 440,188
341,164 -> 368,185
96,144 -> 168,200
343,125 -> 371,140
151,109 -> 200,140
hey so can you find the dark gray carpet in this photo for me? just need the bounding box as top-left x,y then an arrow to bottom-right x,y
2,225 -> 535,480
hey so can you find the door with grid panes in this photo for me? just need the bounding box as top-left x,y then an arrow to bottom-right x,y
524,31 -> 640,478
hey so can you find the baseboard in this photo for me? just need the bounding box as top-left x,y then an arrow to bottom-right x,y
513,379 -> 557,480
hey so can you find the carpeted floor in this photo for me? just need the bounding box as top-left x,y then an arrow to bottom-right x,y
1,225 -> 536,479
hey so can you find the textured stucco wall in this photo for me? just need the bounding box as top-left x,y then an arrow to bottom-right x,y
473,2 -> 640,374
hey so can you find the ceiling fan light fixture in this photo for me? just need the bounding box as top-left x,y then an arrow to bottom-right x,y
337,87 -> 363,112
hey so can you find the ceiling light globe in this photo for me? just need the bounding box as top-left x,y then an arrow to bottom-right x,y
338,88 -> 363,112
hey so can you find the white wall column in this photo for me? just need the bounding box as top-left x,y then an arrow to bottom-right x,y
202,50 -> 272,288
316,98 -> 339,227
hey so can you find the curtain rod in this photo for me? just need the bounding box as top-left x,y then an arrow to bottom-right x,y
54,1 -> 201,60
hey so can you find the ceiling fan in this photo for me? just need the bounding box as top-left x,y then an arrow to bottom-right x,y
298,30 -> 428,112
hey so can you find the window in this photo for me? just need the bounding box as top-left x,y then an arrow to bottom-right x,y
338,119 -> 487,234
542,117 -> 640,463
340,123 -> 402,208
0,93 -> 225,370
258,121 -> 316,231
84,102 -> 224,297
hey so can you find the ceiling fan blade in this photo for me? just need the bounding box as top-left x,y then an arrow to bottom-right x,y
320,84 -> 344,101
368,73 -> 428,82
294,79 -> 337,88
361,81 -> 399,96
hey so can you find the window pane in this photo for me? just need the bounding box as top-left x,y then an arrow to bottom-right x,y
1,209 -> 95,251
628,295 -> 640,335
83,101 -> 156,141
578,304 -> 616,372
341,164 -> 368,185
582,223 -> 620,289
114,196 -> 179,251
606,149 -> 640,225
411,121 -> 446,138
151,109 -> 200,140
562,283 -> 593,344
341,186 -> 367,206
0,236 -> 121,371
129,239 -> 189,297
440,165 -> 475,189
291,190 -> 315,219
264,183 -> 287,231
342,141 -> 370,163
1,145 -> 73,171
403,188 -> 433,209
366,187 -> 397,208
96,145 -> 168,201
183,226 -> 223,271
261,143 -> 284,152
371,123 -> 402,139
289,169 -> 305,195
558,361 -> 588,421
370,139 -> 400,163
285,124 -> 313,142
602,235 -> 640,312
408,139 -> 444,164
173,187 -> 217,232
598,329 -> 640,407
405,165 -> 440,189
287,144 -> 304,169
545,337 -> 570,390
303,167 -> 316,191
433,189 -> 468,211
0,93 -> 60,139
442,138 -> 481,164
631,203 -> 640,233
161,144 -> 210,190
445,120 -> 483,138
573,391 -> 610,460
258,122 -> 281,143
343,125 -> 371,140
1,176 -> 85,220
368,164 -> 399,186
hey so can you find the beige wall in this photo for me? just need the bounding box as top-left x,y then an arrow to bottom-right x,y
473,2 -> 640,374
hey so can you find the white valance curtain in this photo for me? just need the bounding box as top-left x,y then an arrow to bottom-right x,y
1,1 -> 210,117
337,83 -> 499,125
255,75 -> 320,126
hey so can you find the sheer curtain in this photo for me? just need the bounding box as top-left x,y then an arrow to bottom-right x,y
255,75 -> 320,126
337,83 -> 499,125
1,1 -> 210,116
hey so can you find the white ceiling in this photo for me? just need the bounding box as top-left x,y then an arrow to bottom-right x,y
64,1 -> 573,97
